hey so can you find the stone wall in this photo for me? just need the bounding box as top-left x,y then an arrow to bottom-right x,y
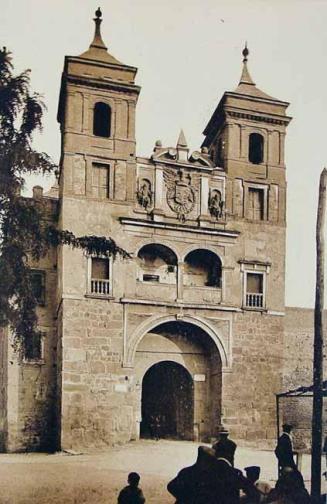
281,307 -> 327,450
222,310 -> 284,449
59,297 -> 126,449
2,243 -> 58,452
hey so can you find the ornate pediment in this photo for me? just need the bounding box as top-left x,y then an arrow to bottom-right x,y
163,168 -> 198,222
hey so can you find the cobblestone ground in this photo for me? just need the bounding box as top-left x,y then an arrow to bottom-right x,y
0,440 -> 322,503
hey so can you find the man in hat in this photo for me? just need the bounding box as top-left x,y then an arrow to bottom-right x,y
275,423 -> 296,472
214,443 -> 260,504
212,426 -> 237,467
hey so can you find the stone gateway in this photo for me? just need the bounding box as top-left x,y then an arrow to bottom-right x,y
0,11 -> 321,453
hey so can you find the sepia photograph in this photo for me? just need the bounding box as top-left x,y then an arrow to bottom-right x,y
0,0 -> 326,502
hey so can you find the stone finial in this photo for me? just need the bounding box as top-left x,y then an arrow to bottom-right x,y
33,185 -> 43,200
176,129 -> 188,149
90,7 -> 107,50
242,42 -> 249,63
176,129 -> 188,162
239,42 -> 255,86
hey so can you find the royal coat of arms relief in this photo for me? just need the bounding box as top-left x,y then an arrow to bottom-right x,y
163,169 -> 196,222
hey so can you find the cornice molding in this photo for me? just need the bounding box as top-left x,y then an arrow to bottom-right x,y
226,109 -> 290,126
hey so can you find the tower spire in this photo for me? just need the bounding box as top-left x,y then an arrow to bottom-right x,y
90,7 -> 107,50
239,42 -> 255,86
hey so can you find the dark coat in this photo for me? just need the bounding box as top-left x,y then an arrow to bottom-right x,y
167,462 -> 221,504
167,457 -> 257,504
117,485 -> 145,504
275,433 -> 296,468
215,459 -> 260,504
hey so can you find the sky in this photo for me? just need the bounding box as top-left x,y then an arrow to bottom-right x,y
1,0 -> 327,308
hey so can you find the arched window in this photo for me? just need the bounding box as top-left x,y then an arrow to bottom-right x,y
93,102 -> 111,137
184,249 -> 222,287
249,133 -> 264,164
137,244 -> 177,284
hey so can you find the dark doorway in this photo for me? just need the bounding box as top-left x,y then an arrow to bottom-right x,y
141,361 -> 194,440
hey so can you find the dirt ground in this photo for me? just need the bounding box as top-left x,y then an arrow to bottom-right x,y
0,439 -> 323,503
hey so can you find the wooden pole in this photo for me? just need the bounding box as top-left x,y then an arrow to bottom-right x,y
276,395 -> 280,477
311,167 -> 327,503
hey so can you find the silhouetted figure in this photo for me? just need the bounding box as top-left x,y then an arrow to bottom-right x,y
167,446 -> 223,504
241,466 -> 271,503
275,424 -> 296,472
212,426 -> 237,467
214,442 -> 260,504
149,414 -> 160,440
168,443 -> 259,504
266,466 -> 310,504
118,472 -> 145,504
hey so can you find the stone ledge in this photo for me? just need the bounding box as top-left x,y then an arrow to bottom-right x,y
120,297 -> 241,312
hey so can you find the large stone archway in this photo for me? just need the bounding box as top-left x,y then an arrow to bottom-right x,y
134,320 -> 222,442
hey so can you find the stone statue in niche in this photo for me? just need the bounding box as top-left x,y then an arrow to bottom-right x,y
137,178 -> 152,210
208,189 -> 225,219
164,168 -> 196,222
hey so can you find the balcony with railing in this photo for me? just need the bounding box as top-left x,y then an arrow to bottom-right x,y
90,278 -> 111,296
245,292 -> 264,309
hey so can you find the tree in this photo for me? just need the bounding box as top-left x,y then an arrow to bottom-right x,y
0,47 -> 128,355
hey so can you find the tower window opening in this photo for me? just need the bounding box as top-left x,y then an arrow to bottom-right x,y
90,257 -> 110,296
24,332 -> 43,362
92,163 -> 109,198
93,102 -> 111,137
216,137 -> 224,167
248,187 -> 265,221
29,270 -> 46,305
245,272 -> 264,308
249,133 -> 264,164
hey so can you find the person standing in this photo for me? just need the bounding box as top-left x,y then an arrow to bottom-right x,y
275,423 -> 296,472
167,446 -> 222,504
212,426 -> 237,467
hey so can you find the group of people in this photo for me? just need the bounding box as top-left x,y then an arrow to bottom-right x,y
117,424 -> 313,503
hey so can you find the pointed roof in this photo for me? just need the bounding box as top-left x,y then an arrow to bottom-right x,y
233,43 -> 278,101
177,129 -> 188,148
78,8 -> 123,65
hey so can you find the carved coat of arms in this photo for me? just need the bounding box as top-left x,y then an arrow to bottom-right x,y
164,169 -> 196,222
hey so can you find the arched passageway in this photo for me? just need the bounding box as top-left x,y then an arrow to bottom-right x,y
134,320 -> 223,442
140,361 -> 194,440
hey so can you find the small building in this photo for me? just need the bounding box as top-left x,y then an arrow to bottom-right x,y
0,11 -> 319,453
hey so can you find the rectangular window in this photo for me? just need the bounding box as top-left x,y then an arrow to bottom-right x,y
29,270 -> 45,305
90,257 -> 110,296
25,332 -> 43,362
92,163 -> 109,198
248,188 -> 264,221
246,272 -> 264,308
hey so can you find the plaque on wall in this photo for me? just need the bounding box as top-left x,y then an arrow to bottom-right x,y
164,168 -> 196,222
193,374 -> 206,382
